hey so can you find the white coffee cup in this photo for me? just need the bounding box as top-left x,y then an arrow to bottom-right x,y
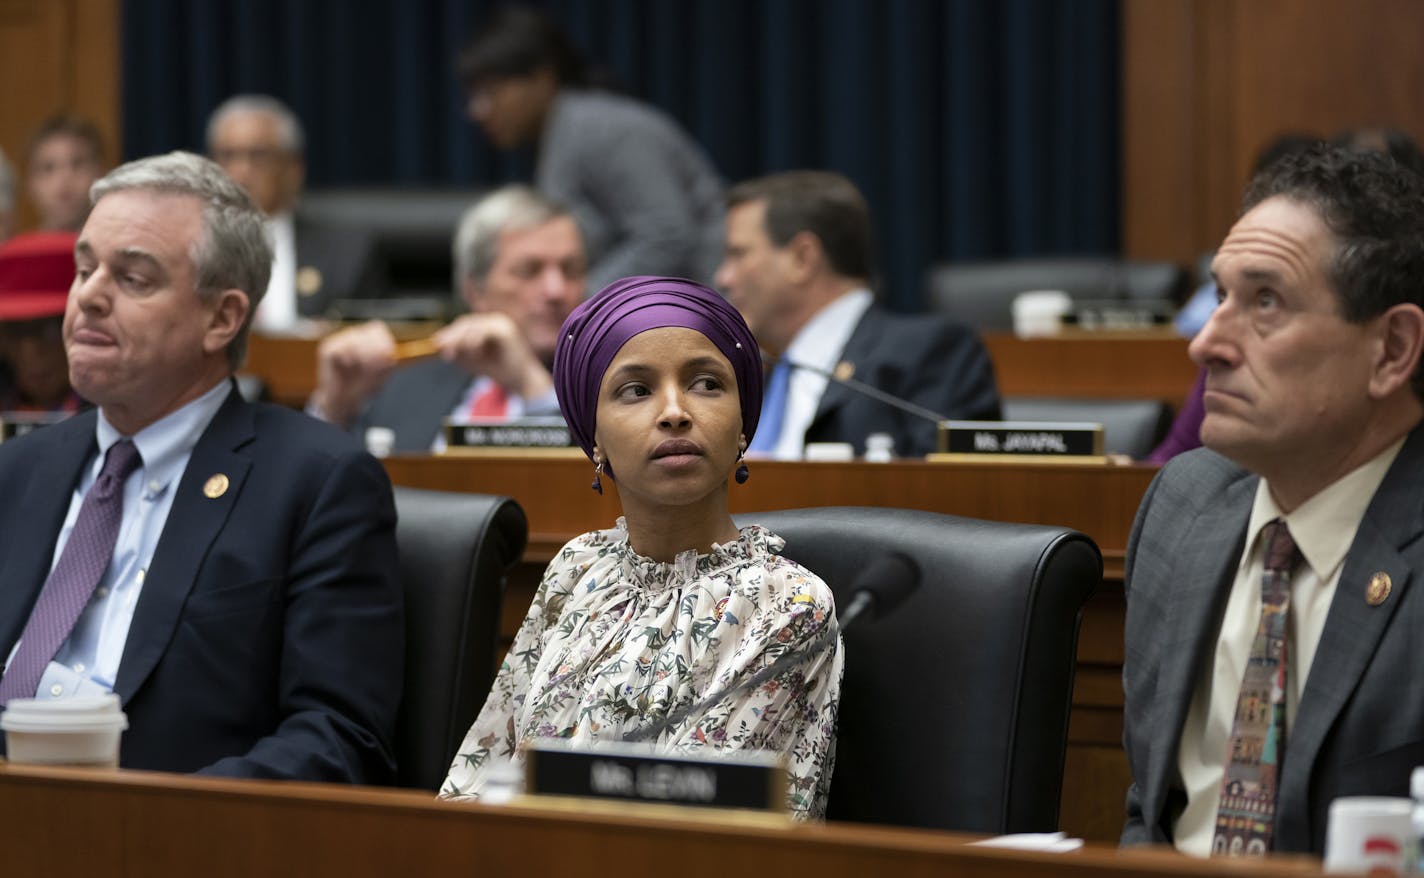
1324,796 -> 1414,875
1012,290 -> 1073,338
1,694 -> 129,768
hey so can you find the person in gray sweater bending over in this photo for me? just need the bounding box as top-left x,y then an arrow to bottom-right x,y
456,4 -> 724,290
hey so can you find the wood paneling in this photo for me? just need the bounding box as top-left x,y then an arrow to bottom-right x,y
983,331 -> 1196,408
1123,0 -> 1424,267
0,764 -> 1329,875
0,0 -> 120,231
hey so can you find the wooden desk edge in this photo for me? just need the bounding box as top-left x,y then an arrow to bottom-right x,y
0,764 -> 1323,875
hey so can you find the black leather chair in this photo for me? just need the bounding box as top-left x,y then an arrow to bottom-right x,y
298,187 -> 486,318
735,506 -> 1101,833
1002,396 -> 1173,458
392,488 -> 527,791
925,256 -> 1187,332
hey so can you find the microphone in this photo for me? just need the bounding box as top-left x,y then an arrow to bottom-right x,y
622,551 -> 920,744
769,355 -> 949,427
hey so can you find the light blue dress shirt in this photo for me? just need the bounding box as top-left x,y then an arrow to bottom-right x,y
4,380 -> 232,700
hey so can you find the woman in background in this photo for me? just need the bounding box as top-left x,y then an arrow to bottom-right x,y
440,276 -> 843,818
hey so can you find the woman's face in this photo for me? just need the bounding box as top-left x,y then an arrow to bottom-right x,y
594,326 -> 744,513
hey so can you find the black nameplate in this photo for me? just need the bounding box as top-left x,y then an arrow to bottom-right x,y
442,416 -> 572,450
0,412 -> 68,443
1067,299 -> 1174,331
525,740 -> 786,813
936,420 -> 1104,458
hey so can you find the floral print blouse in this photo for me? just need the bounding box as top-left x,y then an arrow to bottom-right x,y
439,519 -> 844,818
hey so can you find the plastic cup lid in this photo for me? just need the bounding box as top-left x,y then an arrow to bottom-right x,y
0,694 -> 128,731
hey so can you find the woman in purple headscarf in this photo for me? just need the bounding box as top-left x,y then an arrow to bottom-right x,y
440,277 -> 843,819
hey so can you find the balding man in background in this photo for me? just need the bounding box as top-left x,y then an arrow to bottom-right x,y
207,94 -> 381,330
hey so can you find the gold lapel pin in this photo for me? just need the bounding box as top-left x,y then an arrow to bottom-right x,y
296,266 -> 323,296
833,360 -> 855,382
1365,572 -> 1392,607
203,474 -> 230,499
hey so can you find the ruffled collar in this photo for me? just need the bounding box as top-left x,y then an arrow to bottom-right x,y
610,517 -> 784,592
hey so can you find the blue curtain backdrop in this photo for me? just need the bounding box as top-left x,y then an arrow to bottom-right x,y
121,0 -> 1120,313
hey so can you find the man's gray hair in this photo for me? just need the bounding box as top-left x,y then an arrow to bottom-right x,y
205,94 -> 305,155
91,151 -> 273,370
452,185 -> 569,294
0,147 -> 13,213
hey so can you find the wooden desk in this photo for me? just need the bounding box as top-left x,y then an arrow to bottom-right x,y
0,764 -> 1322,876
245,330 -> 1198,411
244,333 -> 322,408
381,455 -> 1155,579
983,331 -> 1197,408
382,454 -> 1155,843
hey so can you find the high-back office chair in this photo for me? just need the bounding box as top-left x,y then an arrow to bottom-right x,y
392,488 -> 528,791
736,506 -> 1101,833
298,187 -> 486,318
1002,397 -> 1173,459
925,256 -> 1187,332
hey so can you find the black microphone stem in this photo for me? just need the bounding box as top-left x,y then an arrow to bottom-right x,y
772,356 -> 950,426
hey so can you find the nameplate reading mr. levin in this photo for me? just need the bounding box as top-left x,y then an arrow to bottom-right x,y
525,741 -> 787,813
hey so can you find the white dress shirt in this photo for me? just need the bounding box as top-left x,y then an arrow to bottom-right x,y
1171,437 -> 1405,855
765,289 -> 873,461
253,212 -> 297,333
2,380 -> 232,700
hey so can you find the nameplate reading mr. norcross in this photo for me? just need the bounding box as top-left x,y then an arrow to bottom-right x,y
442,417 -> 572,451
525,740 -> 787,813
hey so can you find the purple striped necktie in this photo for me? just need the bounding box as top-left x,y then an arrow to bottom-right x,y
0,440 -> 142,706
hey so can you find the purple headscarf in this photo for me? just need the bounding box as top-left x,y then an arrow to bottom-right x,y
553,276 -> 763,466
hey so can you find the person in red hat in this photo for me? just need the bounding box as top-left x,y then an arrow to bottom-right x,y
0,230 -> 84,414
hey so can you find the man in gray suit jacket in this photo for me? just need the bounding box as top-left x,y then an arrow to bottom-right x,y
1122,146 -> 1424,856
310,185 -> 585,452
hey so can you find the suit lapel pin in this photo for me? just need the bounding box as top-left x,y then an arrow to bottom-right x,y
1365,572 -> 1391,607
296,266 -> 322,297
203,474 -> 230,499
833,360 -> 855,382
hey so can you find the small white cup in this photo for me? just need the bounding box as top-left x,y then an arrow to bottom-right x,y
1,694 -> 129,768
1324,796 -> 1414,875
364,426 -> 396,458
1012,290 -> 1073,338
803,442 -> 855,462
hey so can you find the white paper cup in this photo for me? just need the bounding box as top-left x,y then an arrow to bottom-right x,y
1323,796 -> 1414,875
1012,290 -> 1072,338
1,694 -> 128,768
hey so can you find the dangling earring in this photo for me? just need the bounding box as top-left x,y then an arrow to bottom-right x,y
591,458 -> 604,495
734,453 -> 749,485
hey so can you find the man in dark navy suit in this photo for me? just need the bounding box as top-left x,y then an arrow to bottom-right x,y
0,151 -> 403,783
715,170 -> 1000,459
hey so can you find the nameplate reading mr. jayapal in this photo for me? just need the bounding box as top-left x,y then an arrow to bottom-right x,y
524,740 -> 787,814
933,419 -> 1105,463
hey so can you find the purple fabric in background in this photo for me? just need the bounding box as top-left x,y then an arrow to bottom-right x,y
1146,368 -> 1206,464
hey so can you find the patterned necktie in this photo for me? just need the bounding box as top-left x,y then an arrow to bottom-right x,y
747,360 -> 791,453
467,380 -> 509,419
1213,518 -> 1302,857
0,440 -> 142,706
